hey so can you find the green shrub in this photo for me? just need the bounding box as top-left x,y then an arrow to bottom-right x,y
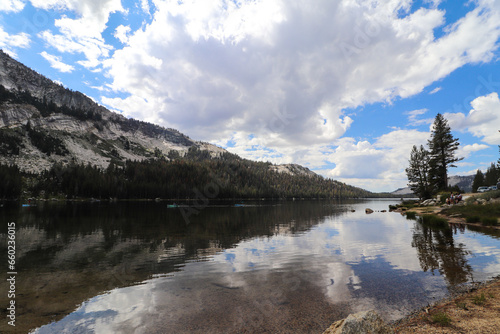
472,293 -> 486,305
389,204 -> 398,211
444,203 -> 500,222
431,312 -> 451,326
491,190 -> 500,199
402,200 -> 418,208
481,217 -> 498,226
420,214 -> 449,229
405,211 -> 417,220
466,216 -> 481,223
438,191 -> 450,205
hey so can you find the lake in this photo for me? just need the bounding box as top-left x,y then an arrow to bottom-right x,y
1,199 -> 500,333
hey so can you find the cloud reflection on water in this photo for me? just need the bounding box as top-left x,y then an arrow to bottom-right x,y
29,201 -> 500,333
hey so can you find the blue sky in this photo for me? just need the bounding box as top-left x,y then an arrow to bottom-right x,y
1,0 -> 499,192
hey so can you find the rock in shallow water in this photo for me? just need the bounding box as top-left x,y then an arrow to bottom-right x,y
323,310 -> 391,334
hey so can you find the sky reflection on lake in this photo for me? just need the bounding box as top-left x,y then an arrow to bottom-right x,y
1,200 -> 499,333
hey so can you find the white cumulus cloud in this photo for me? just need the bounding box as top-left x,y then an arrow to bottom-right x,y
33,0 -> 124,69
0,27 -> 30,56
458,143 -> 490,159
114,25 -> 131,44
445,92 -> 500,145
101,0 -> 500,153
0,0 -> 24,12
40,51 -> 75,72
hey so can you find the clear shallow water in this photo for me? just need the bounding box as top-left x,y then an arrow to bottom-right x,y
1,199 -> 499,333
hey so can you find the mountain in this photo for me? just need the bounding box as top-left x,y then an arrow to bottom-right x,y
391,187 -> 414,195
0,49 -> 228,173
448,175 -> 475,193
391,174 -> 475,196
0,49 -> 374,199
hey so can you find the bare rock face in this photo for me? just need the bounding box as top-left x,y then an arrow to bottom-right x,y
0,103 -> 39,127
323,310 -> 392,334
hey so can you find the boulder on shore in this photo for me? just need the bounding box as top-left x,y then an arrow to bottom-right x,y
323,310 -> 391,334
420,198 -> 437,206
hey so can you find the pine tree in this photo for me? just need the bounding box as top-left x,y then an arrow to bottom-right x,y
497,138 -> 500,171
484,163 -> 499,186
428,113 -> 463,190
406,145 -> 433,199
472,169 -> 485,193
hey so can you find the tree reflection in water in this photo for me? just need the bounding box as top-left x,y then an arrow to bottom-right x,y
411,220 -> 473,287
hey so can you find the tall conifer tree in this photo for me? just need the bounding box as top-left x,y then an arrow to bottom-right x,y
406,145 -> 432,199
472,169 -> 485,193
497,131 -> 500,172
428,114 -> 463,190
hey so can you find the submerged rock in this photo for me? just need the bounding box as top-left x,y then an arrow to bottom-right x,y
323,310 -> 391,334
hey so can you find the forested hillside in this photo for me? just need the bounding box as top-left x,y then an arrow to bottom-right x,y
26,148 -> 372,200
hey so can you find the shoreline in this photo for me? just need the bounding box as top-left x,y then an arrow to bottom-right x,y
390,275 -> 500,333
396,197 -> 500,231
324,198 -> 500,333
385,199 -> 499,332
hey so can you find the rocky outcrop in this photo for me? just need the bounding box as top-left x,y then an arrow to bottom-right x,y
420,198 -> 438,206
269,163 -> 317,177
0,102 -> 39,128
323,310 -> 391,334
0,51 -> 104,113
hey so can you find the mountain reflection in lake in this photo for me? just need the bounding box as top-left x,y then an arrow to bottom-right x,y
1,199 -> 499,333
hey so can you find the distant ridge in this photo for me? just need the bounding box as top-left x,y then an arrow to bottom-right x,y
448,175 -> 474,193
391,187 -> 414,195
391,174 -> 475,195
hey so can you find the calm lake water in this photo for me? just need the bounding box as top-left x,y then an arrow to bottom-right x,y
1,199 -> 500,333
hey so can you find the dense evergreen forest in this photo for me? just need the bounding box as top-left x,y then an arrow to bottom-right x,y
0,147 -> 379,200
0,164 -> 22,199
471,163 -> 500,192
33,148 -> 373,199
